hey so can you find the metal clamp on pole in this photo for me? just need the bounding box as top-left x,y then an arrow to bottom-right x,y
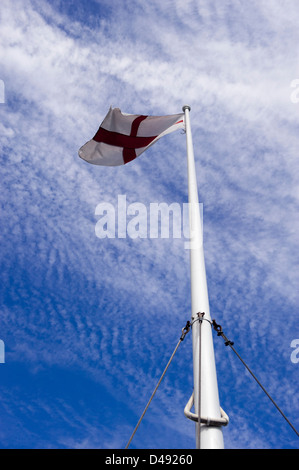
184,392 -> 229,427
180,321 -> 191,341
191,311 -> 205,328
212,319 -> 234,346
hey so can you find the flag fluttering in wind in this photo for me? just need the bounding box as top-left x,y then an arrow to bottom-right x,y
78,107 -> 185,166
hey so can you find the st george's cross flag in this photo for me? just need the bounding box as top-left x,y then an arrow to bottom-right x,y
78,107 -> 185,166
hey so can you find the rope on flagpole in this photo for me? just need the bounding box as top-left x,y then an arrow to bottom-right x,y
124,320 -> 191,449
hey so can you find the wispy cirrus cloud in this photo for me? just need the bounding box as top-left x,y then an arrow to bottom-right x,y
0,0 -> 298,449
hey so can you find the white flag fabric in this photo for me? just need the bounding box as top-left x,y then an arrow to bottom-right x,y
78,107 -> 185,166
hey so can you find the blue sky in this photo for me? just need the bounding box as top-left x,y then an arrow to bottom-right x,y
0,0 -> 299,449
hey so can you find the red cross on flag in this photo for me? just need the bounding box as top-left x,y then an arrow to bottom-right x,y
78,107 -> 185,166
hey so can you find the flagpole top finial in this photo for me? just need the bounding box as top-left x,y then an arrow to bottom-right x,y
182,105 -> 191,112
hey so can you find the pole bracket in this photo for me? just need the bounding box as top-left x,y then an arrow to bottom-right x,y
191,311 -> 205,328
212,319 -> 234,346
180,320 -> 191,341
184,392 -> 229,427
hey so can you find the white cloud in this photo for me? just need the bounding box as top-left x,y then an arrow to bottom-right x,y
0,0 -> 298,449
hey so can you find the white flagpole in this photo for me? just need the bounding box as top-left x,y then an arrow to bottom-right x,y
183,105 -> 224,449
